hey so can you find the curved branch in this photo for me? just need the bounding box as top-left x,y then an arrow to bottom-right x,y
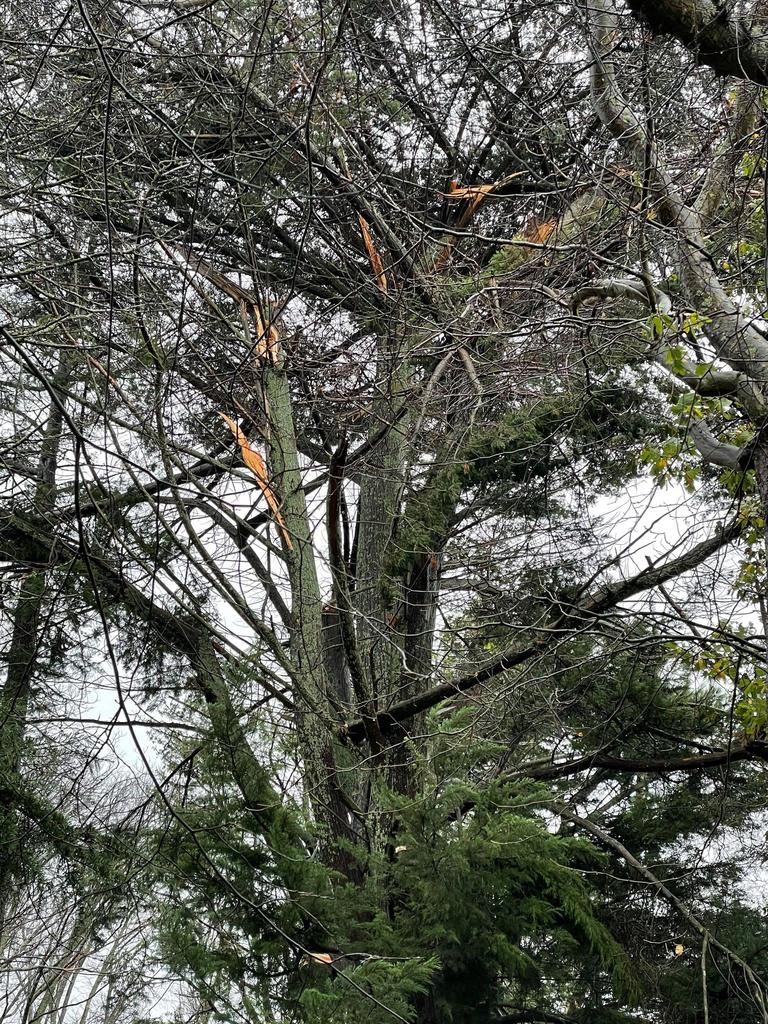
523,741 -> 768,780
570,277 -> 767,417
671,362 -> 744,397
626,0 -> 768,85
569,276 -> 673,313
342,518 -> 741,742
688,418 -> 745,468
588,0 -> 768,389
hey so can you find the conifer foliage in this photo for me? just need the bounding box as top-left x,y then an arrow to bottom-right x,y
2,0 -> 768,1022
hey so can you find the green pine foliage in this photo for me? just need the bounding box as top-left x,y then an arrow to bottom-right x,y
143,717 -> 638,1024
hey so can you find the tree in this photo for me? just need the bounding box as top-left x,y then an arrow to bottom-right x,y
2,0 -> 768,1021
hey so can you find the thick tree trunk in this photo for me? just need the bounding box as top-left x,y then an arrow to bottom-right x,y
351,343 -> 415,804
353,364 -> 409,708
261,358 -> 362,871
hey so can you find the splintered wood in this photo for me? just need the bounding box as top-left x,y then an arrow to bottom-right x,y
219,413 -> 293,551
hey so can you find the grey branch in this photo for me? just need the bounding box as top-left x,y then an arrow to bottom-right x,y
588,0 -> 768,388
569,277 -> 673,314
688,419 -> 744,468
343,517 -> 741,742
568,277 -> 766,417
625,0 -> 768,85
563,807 -> 768,1021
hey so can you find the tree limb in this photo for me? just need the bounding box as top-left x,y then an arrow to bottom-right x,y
687,418 -> 745,468
626,0 -> 768,85
562,806 -> 768,1020
588,0 -> 768,388
521,741 -> 768,780
342,518 -> 740,743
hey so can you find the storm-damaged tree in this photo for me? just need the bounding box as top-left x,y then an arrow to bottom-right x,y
3,0 -> 768,1022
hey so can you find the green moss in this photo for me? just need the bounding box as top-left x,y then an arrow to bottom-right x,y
386,386 -> 649,584
443,188 -> 614,303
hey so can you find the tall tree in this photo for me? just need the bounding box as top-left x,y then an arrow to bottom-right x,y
2,0 -> 768,1022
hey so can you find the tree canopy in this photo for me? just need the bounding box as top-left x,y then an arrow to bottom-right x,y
2,0 -> 768,1022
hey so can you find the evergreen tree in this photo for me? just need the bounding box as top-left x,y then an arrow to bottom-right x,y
2,0 -> 768,1021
